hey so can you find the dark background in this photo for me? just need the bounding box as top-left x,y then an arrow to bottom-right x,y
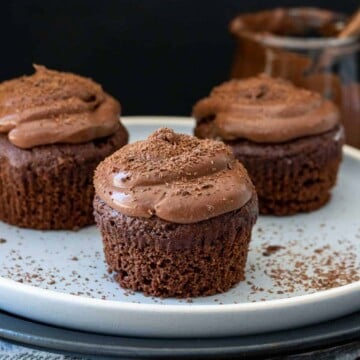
0,0 -> 357,115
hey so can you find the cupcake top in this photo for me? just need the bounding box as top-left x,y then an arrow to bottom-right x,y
193,74 -> 340,143
0,65 -> 121,149
94,128 -> 254,224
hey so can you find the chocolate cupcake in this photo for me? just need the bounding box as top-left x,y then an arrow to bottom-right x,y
94,128 -> 258,298
193,75 -> 344,215
0,65 -> 128,230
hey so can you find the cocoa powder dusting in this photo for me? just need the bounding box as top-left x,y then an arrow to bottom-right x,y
257,241 -> 359,293
1,218 -> 358,304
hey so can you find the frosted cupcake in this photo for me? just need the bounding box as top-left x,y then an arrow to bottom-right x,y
0,65 -> 128,229
193,75 -> 344,215
94,128 -> 258,297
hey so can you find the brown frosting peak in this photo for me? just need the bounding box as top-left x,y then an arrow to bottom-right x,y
193,74 -> 340,143
0,65 -> 121,148
94,128 -> 254,224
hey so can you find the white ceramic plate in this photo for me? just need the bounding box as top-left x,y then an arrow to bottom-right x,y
0,117 -> 359,338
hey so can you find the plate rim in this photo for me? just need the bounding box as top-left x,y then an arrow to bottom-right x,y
121,115 -> 360,161
1,309 -> 360,358
0,276 -> 359,313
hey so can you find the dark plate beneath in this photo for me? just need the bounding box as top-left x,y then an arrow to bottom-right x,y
0,310 -> 359,359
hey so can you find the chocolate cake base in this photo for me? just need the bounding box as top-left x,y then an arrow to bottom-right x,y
93,193 -> 258,298
0,124 -> 128,230
224,126 -> 344,215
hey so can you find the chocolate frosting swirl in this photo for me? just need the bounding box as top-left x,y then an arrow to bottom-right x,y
94,128 -> 254,224
0,65 -> 121,149
193,74 -> 340,143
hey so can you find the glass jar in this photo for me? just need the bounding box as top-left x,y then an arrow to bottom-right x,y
229,8 -> 360,148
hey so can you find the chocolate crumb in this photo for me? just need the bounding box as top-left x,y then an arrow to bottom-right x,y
262,245 -> 285,257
